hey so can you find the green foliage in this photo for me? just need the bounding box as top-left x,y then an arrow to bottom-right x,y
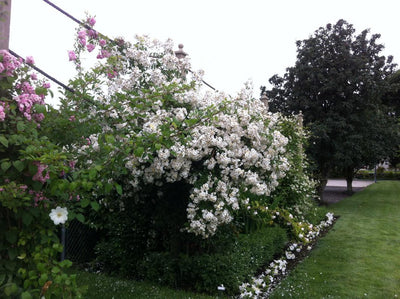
0,53 -> 85,297
355,169 -> 400,180
138,226 -> 288,295
265,19 -> 400,191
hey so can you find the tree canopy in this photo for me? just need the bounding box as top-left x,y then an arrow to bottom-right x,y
264,19 -> 400,194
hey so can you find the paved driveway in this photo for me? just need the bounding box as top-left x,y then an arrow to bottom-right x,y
327,179 -> 375,188
322,179 -> 375,204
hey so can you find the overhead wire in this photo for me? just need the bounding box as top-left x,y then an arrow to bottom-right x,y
41,0 -> 218,92
9,1 -> 218,94
8,49 -> 75,93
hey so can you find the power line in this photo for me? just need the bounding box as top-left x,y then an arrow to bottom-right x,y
42,0 -> 217,91
42,0 -> 90,30
9,49 -> 75,93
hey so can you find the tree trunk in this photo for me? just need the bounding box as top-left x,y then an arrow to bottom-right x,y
317,170 -> 329,203
345,167 -> 354,195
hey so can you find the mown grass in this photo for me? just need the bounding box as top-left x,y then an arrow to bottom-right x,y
270,180 -> 400,298
74,270 -> 222,299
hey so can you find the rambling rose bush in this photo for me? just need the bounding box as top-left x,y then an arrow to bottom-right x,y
56,16 -> 318,242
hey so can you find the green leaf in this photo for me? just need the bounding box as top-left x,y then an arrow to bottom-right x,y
105,134 -> 115,144
21,291 -> 33,299
17,121 -> 25,132
115,183 -> 123,195
59,259 -> 73,268
13,160 -> 25,172
69,181 -> 78,191
21,211 -> 33,226
0,274 -> 5,285
134,146 -> 144,157
80,198 -> 90,208
8,248 -> 18,260
105,183 -> 113,193
90,201 -> 100,211
5,230 -> 17,244
89,168 -> 97,180
155,143 -> 162,150
0,135 -> 8,147
4,283 -> 18,296
34,104 -> 46,113
76,213 -> 85,223
1,161 -> 11,172
36,263 -> 46,273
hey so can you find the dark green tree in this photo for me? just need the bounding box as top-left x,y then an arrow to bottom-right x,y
381,70 -> 400,168
264,19 -> 399,196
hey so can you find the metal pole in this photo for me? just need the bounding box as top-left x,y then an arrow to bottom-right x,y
0,0 -> 11,50
61,225 -> 66,261
374,164 -> 377,183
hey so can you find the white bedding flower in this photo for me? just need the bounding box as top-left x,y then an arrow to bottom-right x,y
49,206 -> 68,225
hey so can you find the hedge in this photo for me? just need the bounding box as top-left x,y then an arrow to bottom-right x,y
355,170 -> 400,180
138,226 -> 288,295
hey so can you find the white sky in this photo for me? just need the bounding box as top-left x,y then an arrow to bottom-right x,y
9,0 -> 400,107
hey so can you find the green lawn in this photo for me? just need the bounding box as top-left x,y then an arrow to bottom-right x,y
74,270 -> 221,299
270,180 -> 400,298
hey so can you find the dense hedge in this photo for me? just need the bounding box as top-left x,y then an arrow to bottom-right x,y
137,226 -> 288,295
355,170 -> 400,180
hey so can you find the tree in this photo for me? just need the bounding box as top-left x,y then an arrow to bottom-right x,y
381,70 -> 400,168
264,19 -> 399,196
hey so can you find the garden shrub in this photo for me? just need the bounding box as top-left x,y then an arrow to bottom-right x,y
0,51 -> 85,297
138,226 -> 288,295
355,169 -> 400,180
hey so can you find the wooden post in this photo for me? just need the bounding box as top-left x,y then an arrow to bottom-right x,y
0,0 -> 11,50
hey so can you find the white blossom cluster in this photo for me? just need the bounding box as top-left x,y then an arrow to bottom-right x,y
238,212 -> 335,298
71,31 -> 299,238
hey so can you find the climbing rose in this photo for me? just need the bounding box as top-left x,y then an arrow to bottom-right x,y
87,17 -> 96,27
49,207 -> 68,225
68,50 -> 77,61
0,105 -> 5,121
26,56 -> 35,65
87,44 -> 95,52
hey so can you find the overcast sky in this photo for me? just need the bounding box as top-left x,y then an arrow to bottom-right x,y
9,0 -> 400,107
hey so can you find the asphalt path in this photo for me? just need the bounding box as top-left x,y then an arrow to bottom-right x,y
322,179 -> 375,204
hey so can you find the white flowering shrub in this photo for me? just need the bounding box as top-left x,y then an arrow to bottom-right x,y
55,17 -> 316,240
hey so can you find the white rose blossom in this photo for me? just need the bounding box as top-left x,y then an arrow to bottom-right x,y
49,206 -> 68,225
69,33 -> 309,238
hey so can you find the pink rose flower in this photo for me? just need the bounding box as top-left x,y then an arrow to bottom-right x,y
25,56 -> 35,65
78,30 -> 87,39
68,50 -> 77,61
79,38 -> 87,46
87,17 -> 96,27
0,105 -> 5,122
87,44 -> 95,52
32,161 -> 50,184
87,29 -> 98,39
